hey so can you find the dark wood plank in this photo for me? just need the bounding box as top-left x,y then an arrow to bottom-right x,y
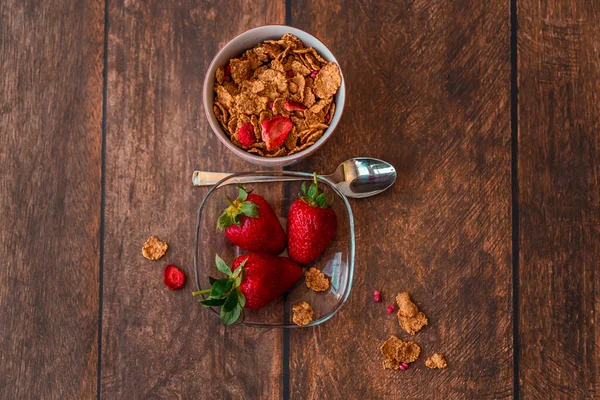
101,1 -> 285,398
288,1 -> 513,398
0,1 -> 104,398
518,1 -> 600,398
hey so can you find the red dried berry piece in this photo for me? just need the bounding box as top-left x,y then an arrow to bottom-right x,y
237,122 -> 256,148
164,264 -> 185,290
224,75 -> 231,82
386,305 -> 396,313
261,116 -> 293,151
399,362 -> 409,371
286,70 -> 294,77
324,113 -> 331,124
284,101 -> 307,112
374,290 -> 381,296
268,101 -> 274,111
310,70 -> 318,79
224,64 -> 231,76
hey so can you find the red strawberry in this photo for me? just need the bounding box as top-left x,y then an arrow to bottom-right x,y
232,253 -> 287,310
164,264 -> 185,290
217,186 -> 286,255
193,254 -> 303,324
261,116 -> 292,151
287,174 -> 338,264
237,122 -> 256,148
284,101 -> 307,112
277,257 -> 304,290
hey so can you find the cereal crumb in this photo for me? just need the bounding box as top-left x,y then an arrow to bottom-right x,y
425,353 -> 447,369
292,301 -> 314,326
142,236 -> 168,260
380,335 -> 421,367
383,358 -> 399,370
396,292 -> 428,335
305,268 -> 330,292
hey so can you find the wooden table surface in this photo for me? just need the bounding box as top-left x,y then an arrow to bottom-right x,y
1,0 -> 599,399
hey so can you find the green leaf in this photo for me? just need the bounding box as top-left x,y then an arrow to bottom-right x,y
237,186 -> 248,202
222,290 -> 239,312
210,278 -> 233,299
199,298 -> 226,307
215,254 -> 232,276
315,192 -> 327,208
238,306 -> 246,323
301,181 -> 308,196
238,291 -> 246,308
239,201 -> 259,218
221,303 -> 242,325
217,213 -> 234,231
308,183 -> 317,199
208,276 -> 217,285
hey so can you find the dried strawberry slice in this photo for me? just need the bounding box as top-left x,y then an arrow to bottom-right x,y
164,264 -> 185,290
261,116 -> 293,151
237,122 -> 256,148
283,101 -> 307,112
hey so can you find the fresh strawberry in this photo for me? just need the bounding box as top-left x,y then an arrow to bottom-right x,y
193,254 -> 303,324
261,116 -> 293,151
237,122 -> 256,148
287,174 -> 338,264
277,257 -> 304,290
284,101 -> 307,112
217,186 -> 286,255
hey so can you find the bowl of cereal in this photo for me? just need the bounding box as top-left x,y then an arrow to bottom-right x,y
203,25 -> 345,167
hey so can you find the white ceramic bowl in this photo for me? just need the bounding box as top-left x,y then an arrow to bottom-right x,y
203,25 -> 346,168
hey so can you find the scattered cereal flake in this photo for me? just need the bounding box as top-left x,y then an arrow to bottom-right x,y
292,301 -> 314,326
272,98 -> 290,118
306,130 -> 325,144
247,147 -> 264,156
291,60 -> 311,76
215,85 -> 234,109
244,49 -> 263,70
313,62 -> 342,99
309,98 -> 332,114
142,236 -> 168,260
284,126 -> 298,150
258,68 -> 289,93
266,148 -> 287,157
398,312 -> 428,335
303,86 -> 316,108
396,292 -> 428,335
383,358 -> 400,370
396,292 -> 419,317
250,115 -> 261,140
230,59 -> 253,84
215,67 -> 225,84
235,92 -> 269,115
304,52 -> 321,71
380,335 -> 421,365
425,353 -> 447,369
305,267 -> 330,292
288,141 -> 315,155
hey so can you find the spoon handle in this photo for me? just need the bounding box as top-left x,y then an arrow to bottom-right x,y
192,171 -> 302,186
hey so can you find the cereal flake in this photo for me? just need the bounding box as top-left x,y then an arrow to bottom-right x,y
292,301 -> 314,326
425,353 -> 447,369
142,236 -> 168,260
305,267 -> 330,292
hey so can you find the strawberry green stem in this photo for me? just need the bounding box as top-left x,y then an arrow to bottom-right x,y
192,289 -> 211,296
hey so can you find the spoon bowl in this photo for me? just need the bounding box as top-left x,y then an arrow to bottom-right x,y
192,157 -> 396,198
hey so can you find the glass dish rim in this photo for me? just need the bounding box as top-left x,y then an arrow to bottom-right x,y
193,171 -> 356,328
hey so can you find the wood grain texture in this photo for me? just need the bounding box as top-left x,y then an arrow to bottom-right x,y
518,1 -> 600,398
101,1 -> 285,398
0,1 -> 104,399
288,1 -> 513,398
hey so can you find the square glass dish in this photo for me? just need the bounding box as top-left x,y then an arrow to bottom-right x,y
193,171 -> 355,328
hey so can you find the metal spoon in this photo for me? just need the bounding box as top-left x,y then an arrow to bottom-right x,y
192,157 -> 396,198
